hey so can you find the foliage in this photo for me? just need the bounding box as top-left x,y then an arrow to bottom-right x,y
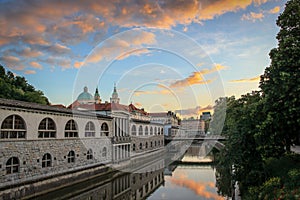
258,0 -> 300,156
209,97 -> 227,135
0,65 -> 49,105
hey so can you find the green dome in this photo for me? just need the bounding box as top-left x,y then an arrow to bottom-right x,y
77,86 -> 94,101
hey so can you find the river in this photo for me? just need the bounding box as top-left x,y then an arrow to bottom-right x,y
31,144 -> 225,200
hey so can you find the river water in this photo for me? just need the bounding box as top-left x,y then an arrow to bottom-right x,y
34,144 -> 224,200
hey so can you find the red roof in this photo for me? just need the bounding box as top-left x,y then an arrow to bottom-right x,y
69,102 -> 148,116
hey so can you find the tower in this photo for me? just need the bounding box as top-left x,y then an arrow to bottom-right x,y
94,87 -> 101,104
110,83 -> 120,104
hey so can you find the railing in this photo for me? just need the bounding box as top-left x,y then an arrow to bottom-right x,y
112,136 -> 131,143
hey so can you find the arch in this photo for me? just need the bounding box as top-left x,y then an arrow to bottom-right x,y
1,115 -> 26,139
38,118 -> 56,138
87,149 -> 93,160
138,125 -> 143,136
101,122 -> 109,136
131,125 -> 136,136
132,143 -> 136,151
145,126 -> 149,135
150,127 -> 153,135
102,147 -> 107,157
85,121 -> 95,137
42,153 -> 52,168
161,128 -> 164,135
151,141 -> 153,148
6,157 -> 19,174
139,142 -> 142,150
65,120 -> 78,137
67,150 -> 75,163
145,142 -> 148,149
154,127 -> 157,135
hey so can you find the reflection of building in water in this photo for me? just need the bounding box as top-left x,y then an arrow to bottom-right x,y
62,161 -> 164,200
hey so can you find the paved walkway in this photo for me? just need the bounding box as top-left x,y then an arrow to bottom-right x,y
291,145 -> 300,154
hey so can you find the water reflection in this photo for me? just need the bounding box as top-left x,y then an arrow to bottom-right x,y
35,143 -> 223,200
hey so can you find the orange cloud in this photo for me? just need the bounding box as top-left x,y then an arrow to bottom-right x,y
134,102 -> 142,107
241,12 -> 264,22
24,70 -> 36,74
269,6 -> 280,14
229,75 -> 260,83
175,105 -> 213,116
20,47 -> 43,58
170,64 -> 226,88
30,61 -> 43,69
170,177 -> 222,200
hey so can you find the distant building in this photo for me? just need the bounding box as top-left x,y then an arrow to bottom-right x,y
149,111 -> 180,137
200,112 -> 211,121
180,118 -> 205,136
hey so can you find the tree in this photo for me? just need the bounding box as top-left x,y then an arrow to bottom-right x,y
258,0 -> 300,156
0,65 -> 50,105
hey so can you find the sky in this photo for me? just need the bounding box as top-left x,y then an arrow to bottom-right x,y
0,0 -> 288,117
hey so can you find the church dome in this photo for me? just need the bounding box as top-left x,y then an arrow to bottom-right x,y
77,86 -> 94,101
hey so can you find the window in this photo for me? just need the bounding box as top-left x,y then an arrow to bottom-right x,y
155,141 -> 157,146
42,153 -> 52,168
102,147 -> 107,157
158,141 -> 160,146
87,149 -> 93,160
101,122 -> 109,136
154,127 -> 157,135
161,128 -> 163,135
1,115 -> 26,139
145,126 -> 148,135
6,157 -> 19,174
150,141 -> 153,148
131,125 -> 136,136
85,121 -> 95,137
138,125 -> 143,136
67,151 -> 75,163
65,120 -> 78,137
139,143 -> 142,150
132,144 -> 136,151
145,142 -> 148,149
150,127 -> 153,135
38,118 -> 56,138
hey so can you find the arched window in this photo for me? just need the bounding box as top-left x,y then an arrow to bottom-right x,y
154,127 -> 157,135
65,120 -> 78,137
131,125 -> 136,136
138,125 -> 143,136
145,126 -> 148,135
1,115 -> 26,139
145,142 -> 148,149
67,151 -> 75,163
139,143 -> 143,150
150,141 -> 153,148
158,141 -> 161,146
87,149 -> 93,160
158,128 -> 160,135
155,141 -> 157,147
6,157 -> 19,174
150,127 -> 153,135
42,153 -> 52,168
132,144 -> 136,151
102,147 -> 107,157
101,122 -> 109,136
85,121 -> 95,137
38,118 -> 56,138
161,128 -> 164,135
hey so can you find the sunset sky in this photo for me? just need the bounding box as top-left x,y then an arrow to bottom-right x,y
0,0 -> 287,117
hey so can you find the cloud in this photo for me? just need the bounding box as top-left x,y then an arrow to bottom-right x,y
24,70 -> 36,75
229,75 -> 260,83
30,61 -> 43,69
19,47 -> 43,58
134,102 -> 142,107
241,12 -> 264,22
170,64 -> 226,88
268,6 -> 280,14
170,176 -> 222,200
0,0 -> 272,69
175,105 -> 213,116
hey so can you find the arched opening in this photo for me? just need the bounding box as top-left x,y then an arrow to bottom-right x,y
85,121 -> 95,137
38,118 -> 56,138
6,157 -> 19,174
65,120 -> 78,137
101,122 -> 109,136
1,115 -> 26,139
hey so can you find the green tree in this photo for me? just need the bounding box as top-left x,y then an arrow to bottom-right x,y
0,65 -> 50,105
216,93 -> 265,197
258,0 -> 300,156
